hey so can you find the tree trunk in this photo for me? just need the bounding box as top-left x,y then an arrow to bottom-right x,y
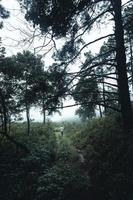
112,0 -> 133,131
0,114 -> 4,132
129,35 -> 133,90
99,105 -> 103,118
26,103 -> 30,136
42,98 -> 46,124
8,115 -> 11,134
43,109 -> 46,124
3,105 -> 7,134
25,79 -> 30,135
103,81 -> 107,114
0,90 -> 8,134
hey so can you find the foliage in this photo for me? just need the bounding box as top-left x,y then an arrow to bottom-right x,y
19,0 -> 87,38
13,50 -> 44,108
124,4 -> 133,38
1,1 -> 133,200
71,115 -> 133,199
73,52 -> 100,120
0,123 -> 58,200
0,55 -> 22,133
62,121 -> 83,137
36,128 -> 90,200
37,163 -> 90,200
19,0 -> 133,130
0,122 -> 89,200
1,117 -> 133,200
0,1 -> 9,28
0,50 -> 68,134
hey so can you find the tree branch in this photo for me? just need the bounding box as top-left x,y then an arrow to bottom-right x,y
52,99 -> 120,112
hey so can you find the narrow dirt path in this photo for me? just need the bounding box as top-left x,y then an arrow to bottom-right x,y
54,128 -> 85,164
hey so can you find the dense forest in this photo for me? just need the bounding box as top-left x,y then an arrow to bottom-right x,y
0,0 -> 133,199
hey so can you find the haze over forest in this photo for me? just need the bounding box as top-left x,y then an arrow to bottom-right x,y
1,1 -> 133,200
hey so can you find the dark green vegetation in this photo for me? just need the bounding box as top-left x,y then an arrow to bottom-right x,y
0,49 -> 68,136
1,116 -> 133,200
0,121 -> 88,200
1,1 -> 133,200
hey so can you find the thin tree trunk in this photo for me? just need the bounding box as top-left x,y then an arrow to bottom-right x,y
26,103 -> 30,136
3,109 -> 7,134
0,114 -> 4,132
3,105 -> 7,134
0,90 -> 8,134
42,98 -> 46,124
113,0 -> 133,131
129,36 -> 133,90
103,81 -> 107,114
8,115 -> 11,134
99,105 -> 103,118
25,79 -> 30,135
43,109 -> 46,124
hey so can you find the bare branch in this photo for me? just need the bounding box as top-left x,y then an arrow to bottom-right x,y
68,34 -> 114,65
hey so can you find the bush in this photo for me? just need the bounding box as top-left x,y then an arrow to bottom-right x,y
2,116 -> 133,200
73,115 -> 133,200
36,163 -> 90,200
0,123 -> 58,200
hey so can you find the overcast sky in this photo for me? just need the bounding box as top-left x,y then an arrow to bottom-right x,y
0,0 -> 128,122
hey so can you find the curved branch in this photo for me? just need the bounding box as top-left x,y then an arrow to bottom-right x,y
67,33 -> 114,65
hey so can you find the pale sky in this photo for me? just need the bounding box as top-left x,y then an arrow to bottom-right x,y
0,0 -> 129,122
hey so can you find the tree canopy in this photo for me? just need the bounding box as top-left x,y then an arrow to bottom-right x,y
1,2 -> 133,200
0,1 -> 9,28
18,0 -> 133,130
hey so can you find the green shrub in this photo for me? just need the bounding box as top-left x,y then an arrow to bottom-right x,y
36,163 -> 90,200
75,115 -> 133,200
0,123 -> 58,200
2,116 -> 133,200
10,121 -> 55,136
